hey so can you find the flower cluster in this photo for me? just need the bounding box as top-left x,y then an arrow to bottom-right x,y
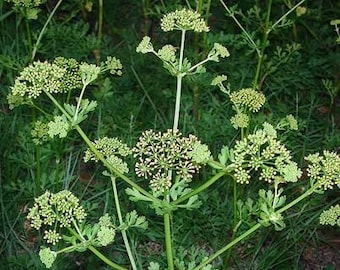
31,120 -> 49,145
84,137 -> 131,174
230,112 -> 249,129
10,61 -> 66,99
160,9 -> 209,32
47,115 -> 70,138
133,130 -> 211,191
53,57 -> 82,91
305,150 -> 340,190
79,63 -> 101,86
27,190 -> 86,244
229,88 -> 266,113
6,0 -> 46,19
39,247 -> 57,269
320,204 -> 340,227
136,36 -> 154,54
208,43 -> 230,62
104,56 -> 123,76
231,125 -> 302,184
158,45 -> 177,62
95,214 -> 116,246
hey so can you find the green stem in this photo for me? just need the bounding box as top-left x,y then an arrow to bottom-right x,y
252,0 -> 272,89
74,83 -> 87,121
193,185 -> 318,270
88,245 -> 128,270
31,0 -> 63,61
219,0 -> 260,57
173,30 -> 186,132
164,213 -> 174,270
24,18 -> 33,59
171,170 -> 227,206
111,176 -> 137,270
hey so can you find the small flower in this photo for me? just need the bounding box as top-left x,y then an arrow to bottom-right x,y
79,63 -> 101,86
10,61 -> 66,99
232,128 -> 296,184
229,88 -> 266,113
53,57 -> 82,91
47,115 -> 70,138
211,75 -> 228,86
39,247 -> 57,269
104,56 -> 123,76
305,151 -> 340,190
31,120 -> 49,145
208,43 -> 230,62
286,114 -> 298,130
157,45 -> 177,63
96,214 -> 116,246
160,9 -> 209,32
230,112 -> 249,129
320,204 -> 340,227
296,6 -> 307,17
136,36 -> 154,54
133,130 -> 210,191
43,229 -> 62,245
263,122 -> 277,138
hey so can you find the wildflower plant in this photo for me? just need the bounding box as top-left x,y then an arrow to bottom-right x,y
7,5 -> 340,270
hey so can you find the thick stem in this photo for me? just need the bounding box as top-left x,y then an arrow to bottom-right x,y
164,213 -> 174,270
111,176 -> 137,270
173,30 -> 186,132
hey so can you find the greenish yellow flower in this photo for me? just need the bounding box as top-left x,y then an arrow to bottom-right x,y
47,115 -> 70,138
211,75 -> 228,86
157,45 -> 177,63
53,57 -> 82,91
43,229 -> 62,245
305,151 -> 340,190
95,214 -> 116,246
104,56 -> 123,76
229,88 -> 266,113
133,130 -> 210,191
27,190 -> 86,231
10,61 -> 66,99
31,120 -> 49,145
79,63 -> 100,86
39,247 -> 57,269
320,204 -> 340,227
160,9 -> 209,32
84,137 -> 131,174
230,112 -> 249,129
208,43 -> 230,62
231,126 -> 301,184
136,36 -> 154,54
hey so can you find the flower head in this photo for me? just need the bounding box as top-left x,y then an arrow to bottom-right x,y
160,9 -> 209,32
27,190 -> 86,232
31,120 -> 49,145
104,56 -> 123,76
79,63 -> 101,86
136,36 -> 154,54
305,151 -> 340,190
84,137 -> 131,174
10,61 -> 66,99
47,115 -> 70,138
231,126 -> 301,184
95,214 -> 116,246
133,130 -> 210,191
39,247 -> 57,269
229,88 -> 266,113
320,204 -> 340,227
230,112 -> 249,129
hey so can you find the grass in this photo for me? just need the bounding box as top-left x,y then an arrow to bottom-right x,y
1,0 -> 340,269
